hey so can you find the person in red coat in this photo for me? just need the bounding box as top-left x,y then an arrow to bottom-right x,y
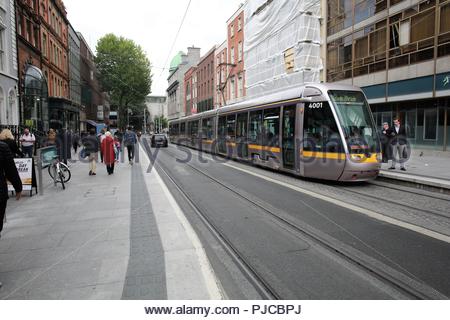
101,132 -> 116,175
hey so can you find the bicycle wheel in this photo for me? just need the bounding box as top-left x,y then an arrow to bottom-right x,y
59,163 -> 71,183
59,171 -> 65,190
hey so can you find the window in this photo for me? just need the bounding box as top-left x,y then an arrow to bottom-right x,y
424,108 -> 438,140
230,76 -> 236,99
230,24 -> 234,37
399,21 -> 410,46
411,9 -> 436,42
354,35 -> 368,60
441,3 -> 450,34
227,115 -> 236,142
238,17 -> 242,31
236,113 -> 248,139
0,27 -> 4,72
238,42 -> 243,62
369,27 -> 386,55
249,110 -> 262,144
42,33 -> 47,57
231,47 -> 235,64
238,73 -> 244,98
263,108 -> 280,147
202,118 -> 214,140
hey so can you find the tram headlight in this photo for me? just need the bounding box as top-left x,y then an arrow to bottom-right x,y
350,154 -> 364,162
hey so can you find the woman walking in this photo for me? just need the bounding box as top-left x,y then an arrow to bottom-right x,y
101,132 -> 116,175
82,129 -> 99,176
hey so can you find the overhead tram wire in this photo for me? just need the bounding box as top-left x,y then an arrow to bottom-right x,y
159,0 -> 193,78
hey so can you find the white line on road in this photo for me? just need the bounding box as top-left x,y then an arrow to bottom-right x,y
223,163 -> 450,244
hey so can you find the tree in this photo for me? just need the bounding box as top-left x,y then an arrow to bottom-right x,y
95,34 -> 152,128
153,115 -> 168,133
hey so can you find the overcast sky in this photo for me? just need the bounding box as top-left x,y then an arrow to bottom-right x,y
64,0 -> 244,96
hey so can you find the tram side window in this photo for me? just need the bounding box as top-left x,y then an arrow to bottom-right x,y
303,102 -> 342,153
263,108 -> 280,147
189,121 -> 199,138
180,123 -> 186,136
218,116 -> 227,138
173,124 -> 179,137
227,115 -> 236,141
202,118 -> 214,140
249,111 -> 262,144
236,113 -> 248,140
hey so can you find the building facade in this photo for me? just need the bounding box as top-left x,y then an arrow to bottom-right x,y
327,0 -> 450,151
215,40 -> 228,107
0,0 -> 19,126
227,5 -> 245,104
196,46 -> 216,113
184,66 -> 197,115
16,0 -> 49,132
167,47 -> 200,120
145,95 -> 167,132
78,32 -> 109,127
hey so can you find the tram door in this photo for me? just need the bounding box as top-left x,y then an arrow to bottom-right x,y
282,105 -> 296,169
300,101 -> 345,180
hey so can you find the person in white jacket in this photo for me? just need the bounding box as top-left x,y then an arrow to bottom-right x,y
20,127 -> 36,158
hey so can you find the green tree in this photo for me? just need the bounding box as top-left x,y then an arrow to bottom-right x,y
95,34 -> 152,128
153,115 -> 168,132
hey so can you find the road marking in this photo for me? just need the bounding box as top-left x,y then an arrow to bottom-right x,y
140,144 -> 224,299
223,163 -> 450,244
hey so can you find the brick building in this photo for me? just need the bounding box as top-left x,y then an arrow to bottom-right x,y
196,46 -> 216,113
226,5 -> 245,104
184,66 -> 197,115
215,40 -> 228,107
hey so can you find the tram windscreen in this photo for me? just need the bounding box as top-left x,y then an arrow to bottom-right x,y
328,90 -> 380,154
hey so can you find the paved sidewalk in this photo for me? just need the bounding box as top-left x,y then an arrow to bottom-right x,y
380,149 -> 450,190
0,147 -> 222,300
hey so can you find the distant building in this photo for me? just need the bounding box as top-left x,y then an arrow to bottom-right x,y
0,0 -> 19,126
184,66 -> 197,115
146,95 -> 167,132
226,5 -> 245,104
167,47 -> 201,120
215,40 -> 228,108
196,46 -> 216,113
326,0 -> 450,151
68,24 -> 83,130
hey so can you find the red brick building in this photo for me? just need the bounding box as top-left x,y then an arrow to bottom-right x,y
227,5 -> 245,104
184,66 -> 197,115
196,46 -> 216,113
215,40 -> 227,107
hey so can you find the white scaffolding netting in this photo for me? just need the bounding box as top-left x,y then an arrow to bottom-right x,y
244,0 -> 323,98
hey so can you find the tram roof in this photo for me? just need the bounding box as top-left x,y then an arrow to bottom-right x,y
170,83 -> 362,123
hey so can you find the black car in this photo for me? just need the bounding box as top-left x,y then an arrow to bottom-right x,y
151,134 -> 168,148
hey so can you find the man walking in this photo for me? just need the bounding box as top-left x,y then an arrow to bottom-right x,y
389,118 -> 408,171
0,141 -> 22,288
123,127 -> 137,165
20,127 -> 36,158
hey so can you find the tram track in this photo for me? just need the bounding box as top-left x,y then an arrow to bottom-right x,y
145,141 -> 448,300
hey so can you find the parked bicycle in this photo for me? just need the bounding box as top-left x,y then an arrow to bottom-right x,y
48,155 -> 71,190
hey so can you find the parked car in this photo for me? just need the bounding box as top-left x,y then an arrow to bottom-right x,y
151,134 -> 168,148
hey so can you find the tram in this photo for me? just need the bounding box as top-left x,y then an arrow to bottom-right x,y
168,83 -> 382,182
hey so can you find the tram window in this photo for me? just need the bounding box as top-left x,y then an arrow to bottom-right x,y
180,123 -> 186,136
218,116 -> 227,138
227,115 -> 236,141
202,118 -> 214,140
303,102 -> 343,153
263,108 -> 280,147
189,121 -> 199,138
236,113 -> 248,139
249,111 -> 262,144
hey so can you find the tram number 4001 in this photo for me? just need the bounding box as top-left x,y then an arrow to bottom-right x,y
307,102 -> 324,109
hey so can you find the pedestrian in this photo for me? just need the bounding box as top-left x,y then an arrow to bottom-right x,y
0,129 -> 24,158
123,127 -> 137,165
19,127 -> 36,158
114,136 -> 121,162
98,128 -> 106,163
389,118 -> 408,171
380,122 -> 391,163
0,140 -> 22,251
101,132 -> 116,175
45,129 -> 57,147
82,128 -> 99,176
72,131 -> 80,154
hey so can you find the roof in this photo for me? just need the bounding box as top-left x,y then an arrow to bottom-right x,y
169,51 -> 185,73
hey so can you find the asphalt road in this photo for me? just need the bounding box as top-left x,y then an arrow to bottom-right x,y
143,141 -> 450,299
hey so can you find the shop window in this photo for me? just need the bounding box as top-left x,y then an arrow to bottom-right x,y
405,109 -> 417,139
424,108 -> 438,140
411,10 -> 436,42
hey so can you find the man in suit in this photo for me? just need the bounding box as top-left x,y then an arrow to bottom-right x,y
0,141 -> 22,288
389,118 -> 408,171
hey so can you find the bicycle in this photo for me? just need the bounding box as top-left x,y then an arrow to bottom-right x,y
48,155 -> 71,190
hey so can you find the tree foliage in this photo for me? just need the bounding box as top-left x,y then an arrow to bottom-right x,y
95,34 -> 152,128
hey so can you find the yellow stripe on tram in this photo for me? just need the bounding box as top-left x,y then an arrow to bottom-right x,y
301,151 -> 381,163
248,144 -> 281,153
